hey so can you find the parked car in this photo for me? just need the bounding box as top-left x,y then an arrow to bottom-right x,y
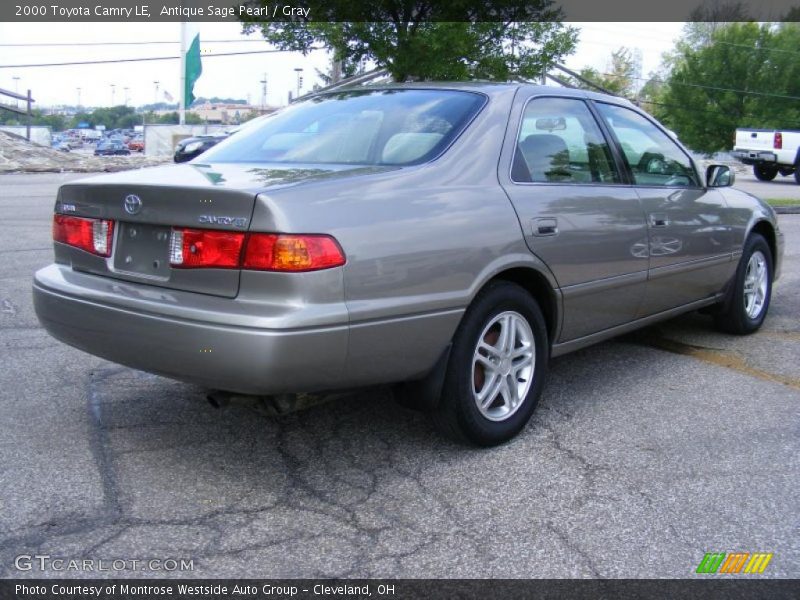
733,128 -> 800,183
173,134 -> 227,162
127,137 -> 145,152
33,84 -> 784,446
173,114 -> 275,163
94,141 -> 131,156
51,138 -> 71,152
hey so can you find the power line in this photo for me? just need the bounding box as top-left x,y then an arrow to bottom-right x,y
0,39 -> 266,47
642,99 -> 800,128
0,48 -> 321,69
592,70 -> 800,102
714,40 -> 800,57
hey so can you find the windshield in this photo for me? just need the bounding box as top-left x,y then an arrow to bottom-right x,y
198,89 -> 486,166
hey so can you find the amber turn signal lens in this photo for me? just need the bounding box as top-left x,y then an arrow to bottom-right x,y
243,234 -> 345,272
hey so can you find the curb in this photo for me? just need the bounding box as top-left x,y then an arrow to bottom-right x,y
773,206 -> 800,215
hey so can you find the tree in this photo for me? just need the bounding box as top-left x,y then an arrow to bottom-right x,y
684,1 -> 753,48
240,1 -> 577,82
0,108 -> 66,130
72,105 -> 138,130
563,47 -> 636,96
655,22 -> 800,154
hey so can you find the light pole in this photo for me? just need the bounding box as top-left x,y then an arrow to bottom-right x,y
153,80 -> 160,104
76,87 -> 81,111
12,76 -> 20,108
110,84 -> 116,106
260,73 -> 267,109
294,68 -> 303,99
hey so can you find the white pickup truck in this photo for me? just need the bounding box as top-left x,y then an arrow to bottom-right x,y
733,128 -> 800,183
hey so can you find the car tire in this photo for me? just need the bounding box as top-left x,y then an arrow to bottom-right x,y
753,164 -> 778,181
714,233 -> 772,335
432,281 -> 548,446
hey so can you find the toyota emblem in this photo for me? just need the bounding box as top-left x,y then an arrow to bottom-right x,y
124,194 -> 142,215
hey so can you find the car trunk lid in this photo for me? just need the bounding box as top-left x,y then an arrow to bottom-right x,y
55,162 -> 393,297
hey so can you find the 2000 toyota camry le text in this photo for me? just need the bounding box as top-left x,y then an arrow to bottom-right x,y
33,83 -> 785,446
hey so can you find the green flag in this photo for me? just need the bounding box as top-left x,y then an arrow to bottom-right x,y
184,32 -> 202,107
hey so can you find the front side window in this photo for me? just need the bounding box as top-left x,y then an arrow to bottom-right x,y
596,103 -> 699,187
198,89 -> 485,166
512,97 -> 620,184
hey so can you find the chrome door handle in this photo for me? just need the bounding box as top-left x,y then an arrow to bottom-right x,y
650,213 -> 669,228
532,217 -> 558,237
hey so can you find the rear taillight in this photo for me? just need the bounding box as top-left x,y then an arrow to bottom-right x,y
53,214 -> 114,257
169,228 -> 245,269
169,229 -> 345,272
243,233 -> 345,272
774,132 -> 782,149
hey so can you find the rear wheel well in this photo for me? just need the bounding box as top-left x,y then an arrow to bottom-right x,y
750,221 -> 776,277
487,268 -> 558,344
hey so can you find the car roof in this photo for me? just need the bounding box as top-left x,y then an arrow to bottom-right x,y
308,81 -> 635,107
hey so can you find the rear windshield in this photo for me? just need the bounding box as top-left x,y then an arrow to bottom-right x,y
198,89 -> 486,166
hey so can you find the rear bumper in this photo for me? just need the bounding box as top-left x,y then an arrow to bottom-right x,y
33,264 -> 348,395
732,150 -> 777,165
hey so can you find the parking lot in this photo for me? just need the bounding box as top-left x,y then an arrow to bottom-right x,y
0,172 -> 797,578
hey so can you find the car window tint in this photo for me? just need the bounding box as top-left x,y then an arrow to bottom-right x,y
512,97 -> 620,184
596,103 -> 699,187
200,90 -> 485,166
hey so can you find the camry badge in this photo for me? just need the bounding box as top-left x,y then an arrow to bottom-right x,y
198,215 -> 248,228
124,194 -> 142,215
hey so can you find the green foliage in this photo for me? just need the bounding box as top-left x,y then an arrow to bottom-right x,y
655,22 -> 800,154
67,105 -> 138,130
565,47 -> 636,96
144,111 -> 201,125
240,1 -> 577,82
0,107 -> 66,129
0,104 -> 209,132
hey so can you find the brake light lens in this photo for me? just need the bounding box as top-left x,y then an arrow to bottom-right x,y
774,132 -> 782,149
53,214 -> 114,257
243,233 -> 346,272
169,229 -> 345,272
169,228 -> 245,269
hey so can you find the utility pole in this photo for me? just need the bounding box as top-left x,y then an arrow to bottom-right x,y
76,87 -> 81,111
179,22 -> 186,125
110,84 -> 116,106
260,73 -> 267,109
12,76 -> 20,108
25,89 -> 31,141
123,87 -> 129,106
154,80 -> 160,104
331,59 -> 342,84
294,67 -> 303,99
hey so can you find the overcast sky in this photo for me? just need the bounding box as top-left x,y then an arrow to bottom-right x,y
0,22 -> 684,109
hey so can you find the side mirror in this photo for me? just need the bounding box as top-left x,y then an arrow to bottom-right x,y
707,164 -> 734,188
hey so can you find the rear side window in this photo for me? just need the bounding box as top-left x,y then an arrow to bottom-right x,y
512,97 -> 621,184
596,103 -> 699,187
199,89 -> 485,166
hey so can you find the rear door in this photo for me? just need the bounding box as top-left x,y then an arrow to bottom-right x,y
499,93 -> 649,342
593,102 -> 733,315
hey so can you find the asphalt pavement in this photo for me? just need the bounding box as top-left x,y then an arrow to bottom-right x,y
733,170 -> 800,201
0,172 -> 797,579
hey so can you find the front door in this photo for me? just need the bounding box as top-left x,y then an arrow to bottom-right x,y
499,94 -> 650,342
593,102 -> 733,315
